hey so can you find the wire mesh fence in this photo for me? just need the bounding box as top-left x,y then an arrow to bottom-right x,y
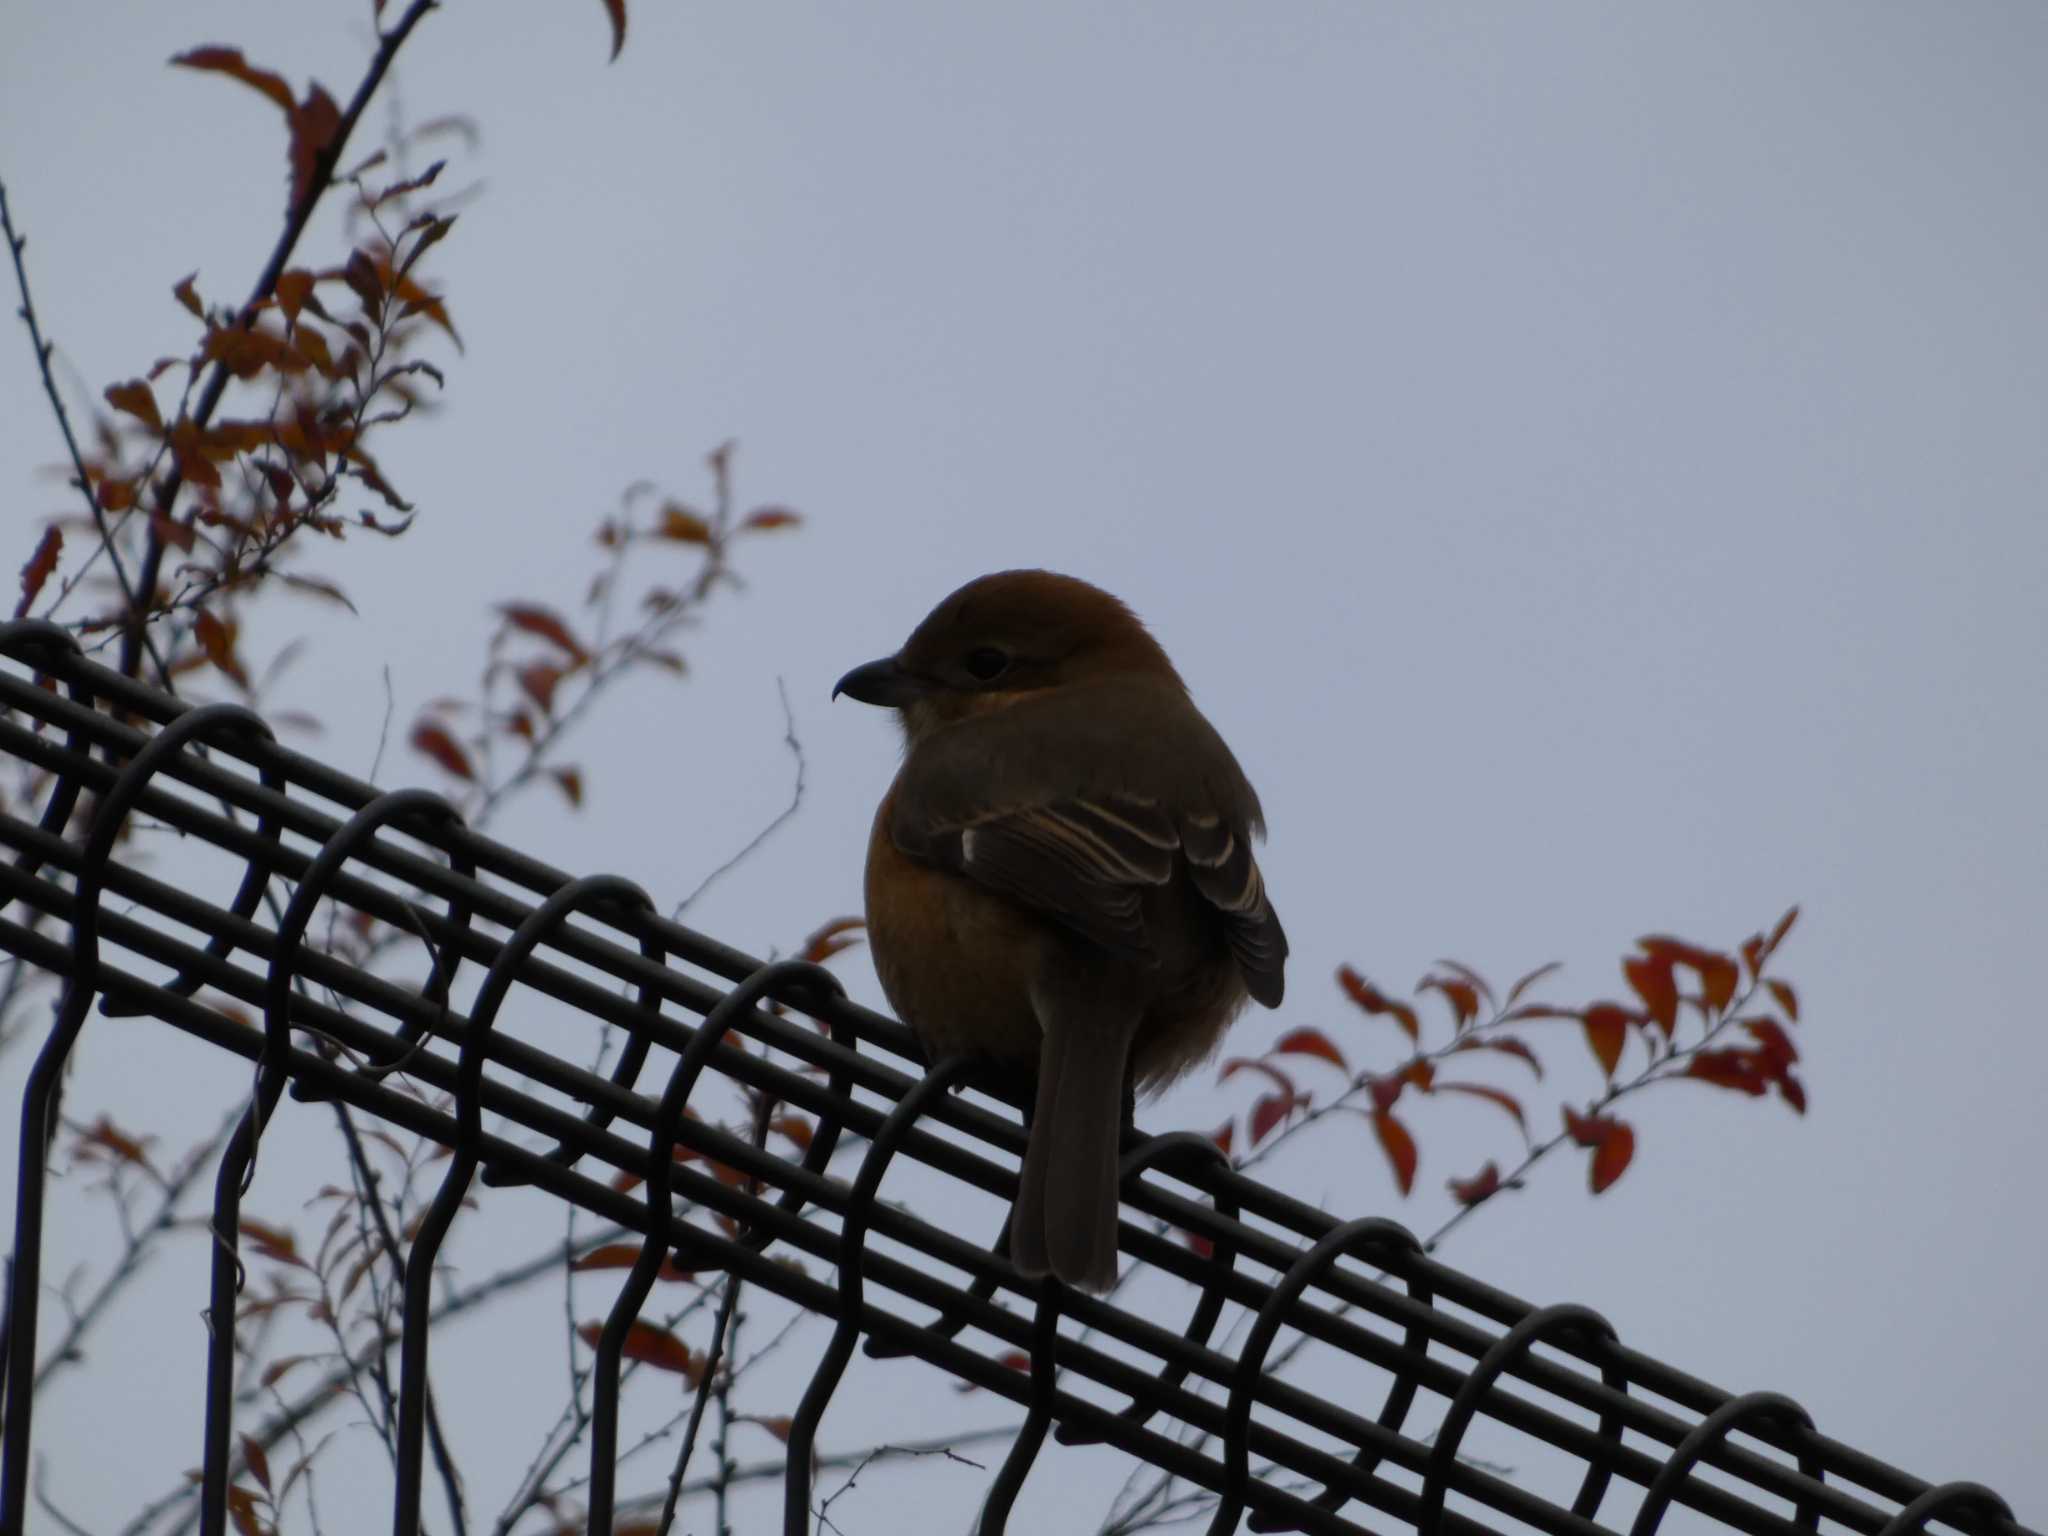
0,618 -> 2034,1536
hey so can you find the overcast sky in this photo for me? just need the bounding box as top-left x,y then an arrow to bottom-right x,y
3,4 -> 2044,1534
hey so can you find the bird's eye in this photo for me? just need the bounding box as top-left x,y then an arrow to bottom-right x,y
964,646 -> 1010,681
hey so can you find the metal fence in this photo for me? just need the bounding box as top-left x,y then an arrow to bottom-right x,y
0,618 -> 2033,1536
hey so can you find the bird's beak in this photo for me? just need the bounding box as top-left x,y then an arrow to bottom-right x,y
832,655 -> 928,707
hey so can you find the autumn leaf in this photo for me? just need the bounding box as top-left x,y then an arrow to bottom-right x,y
1449,1033 -> 1543,1079
1218,1057 -> 1298,1100
1372,1109 -> 1417,1195
1271,1026 -> 1348,1074
799,916 -> 866,966
409,721 -> 475,781
577,1320 -> 701,1380
241,1436 -> 272,1495
601,0 -> 627,59
1579,1004 -> 1632,1078
1336,965 -> 1419,1042
104,379 -> 164,432
1589,1120 -> 1635,1193
742,505 -> 801,532
1448,1160 -> 1502,1206
193,609 -> 250,689
1248,1090 -> 1297,1146
1767,979 -> 1799,1021
171,46 -> 294,111
571,1243 -> 693,1281
1503,960 -> 1561,1007
173,272 -> 205,318
658,504 -> 714,543
550,767 -> 584,808
239,1220 -> 304,1268
1434,1081 -> 1527,1137
1210,1119 -> 1235,1159
1622,953 -> 1678,1036
1420,975 -> 1482,1030
499,603 -> 590,663
15,527 -> 60,619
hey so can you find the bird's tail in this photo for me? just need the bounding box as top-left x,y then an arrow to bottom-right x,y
1012,1007 -> 1137,1293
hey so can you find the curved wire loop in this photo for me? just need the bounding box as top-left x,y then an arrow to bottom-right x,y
976,1276 -> 1065,1536
1876,1483 -> 2016,1536
1056,1130 -> 1241,1447
1628,1391 -> 1819,1536
0,621 -> 95,916
1416,1303 -> 1623,1536
786,1057 -> 980,1536
585,958 -> 843,1535
392,872 -> 651,1535
1207,1216 -> 1426,1536
6,700 -> 275,1531
201,785 -> 449,1534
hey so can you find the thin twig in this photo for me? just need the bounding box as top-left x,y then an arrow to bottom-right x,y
671,677 -> 806,919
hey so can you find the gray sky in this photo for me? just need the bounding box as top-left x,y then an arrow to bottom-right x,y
4,4 -> 2044,1533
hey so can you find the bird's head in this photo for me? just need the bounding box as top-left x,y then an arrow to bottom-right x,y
833,569 -> 1182,743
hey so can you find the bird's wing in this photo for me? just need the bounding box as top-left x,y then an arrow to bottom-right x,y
897,791 -> 1181,957
1179,812 -> 1287,1007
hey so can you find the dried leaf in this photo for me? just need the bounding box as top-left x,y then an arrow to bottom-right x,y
1420,975 -> 1482,1030
741,506 -> 801,532
174,272 -> 205,318
15,526 -> 61,619
1766,979 -> 1799,1022
1448,1160 -> 1502,1207
273,269 -> 315,327
658,504 -> 713,543
241,1435 -> 272,1494
1448,1033 -> 1543,1079
1248,1090 -> 1295,1146
239,1220 -> 304,1268
517,662 -> 563,714
171,46 -> 294,111
105,379 -> 164,432
1217,1057 -> 1297,1100
799,915 -> 866,966
499,603 -> 591,663
193,609 -> 250,689
1371,1109 -> 1417,1196
550,767 -> 584,808
601,0 -> 627,60
1503,960 -> 1561,1007
1434,1081 -> 1527,1137
578,1320 -> 701,1380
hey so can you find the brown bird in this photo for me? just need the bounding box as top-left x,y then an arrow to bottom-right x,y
835,570 -> 1286,1291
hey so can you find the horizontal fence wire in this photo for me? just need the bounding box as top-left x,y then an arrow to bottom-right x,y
0,618 -> 2034,1536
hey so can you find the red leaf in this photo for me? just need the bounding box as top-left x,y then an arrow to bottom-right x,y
1580,1004 -> 1632,1078
15,527 -> 61,619
1449,1034 -> 1544,1079
1365,1074 -> 1402,1114
516,662 -> 562,714
1766,979 -> 1799,1022
799,916 -> 866,966
1622,954 -> 1678,1036
1777,1071 -> 1808,1115
1434,1081 -> 1527,1137
1766,905 -> 1799,957
1448,1160 -> 1502,1206
174,272 -> 205,318
1589,1120 -> 1635,1193
550,767 -> 584,808
1210,1119 -> 1235,1159
1744,1017 -> 1798,1070
104,379 -> 164,431
1561,1105 -> 1609,1148
1686,1049 -> 1768,1095
1336,965 -> 1419,1042
1420,976 -> 1482,1030
600,0 -> 627,59
1271,1026 -> 1347,1074
1371,1109 -> 1417,1196
1248,1090 -> 1296,1147
1217,1057 -> 1297,1100
241,1435 -> 272,1494
409,721 -> 475,781
742,505 -> 801,532
499,603 -> 590,663
171,46 -> 294,111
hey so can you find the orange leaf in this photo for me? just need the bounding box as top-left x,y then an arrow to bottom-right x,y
171,46 -> 294,111
578,1319 -> 700,1380
1336,965 -> 1419,1041
742,506 -> 801,532
273,269 -> 315,327
1218,1057 -> 1297,1100
72,1114 -> 156,1171
572,1243 -> 692,1280
1371,1109 -> 1417,1196
658,504 -> 713,543
799,916 -> 866,966
551,767 -> 585,807
15,527 -> 61,619
1580,1004 -> 1631,1078
193,609 -> 250,689
1420,976 -> 1481,1030
499,603 -> 590,663
409,721 -> 475,781
1448,1160 -> 1502,1206
744,1415 -> 794,1444
1271,1026 -> 1348,1074
104,379 -> 163,432
1503,960 -> 1561,1006
1766,979 -> 1799,1021
239,1219 -> 303,1267
173,272 -> 205,318
1589,1120 -> 1635,1193
1622,954 -> 1678,1036
1561,1105 -> 1609,1148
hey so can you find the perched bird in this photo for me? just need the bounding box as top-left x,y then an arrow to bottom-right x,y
834,570 -> 1286,1291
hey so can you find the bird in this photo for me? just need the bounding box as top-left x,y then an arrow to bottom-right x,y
834,569 -> 1286,1291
